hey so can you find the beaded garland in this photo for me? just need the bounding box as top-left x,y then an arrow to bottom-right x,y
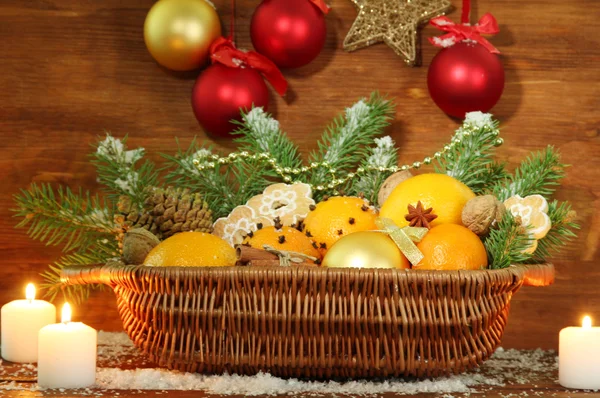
193,122 -> 503,194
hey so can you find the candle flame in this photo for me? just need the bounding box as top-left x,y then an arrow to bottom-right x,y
62,303 -> 72,323
25,283 -> 35,301
583,315 -> 592,329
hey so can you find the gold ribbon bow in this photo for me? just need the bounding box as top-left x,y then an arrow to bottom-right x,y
375,218 -> 428,265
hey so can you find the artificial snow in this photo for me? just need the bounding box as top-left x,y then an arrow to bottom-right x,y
0,332 -> 559,396
95,369 -> 497,395
464,111 -> 494,129
241,107 -> 286,154
367,136 -> 396,168
432,36 -> 456,48
323,100 -> 371,164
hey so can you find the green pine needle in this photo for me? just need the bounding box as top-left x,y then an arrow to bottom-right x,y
485,212 -> 534,269
41,239 -> 118,303
348,136 -> 398,204
13,183 -> 117,252
435,114 -> 503,193
531,200 -> 579,262
309,93 -> 394,199
233,108 -> 303,171
493,146 -> 566,201
92,134 -> 158,208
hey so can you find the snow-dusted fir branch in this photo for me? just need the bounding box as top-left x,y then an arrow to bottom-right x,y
349,136 -> 398,204
163,141 -> 236,218
435,112 -> 505,194
93,134 -> 158,206
233,108 -> 302,171
309,93 -> 394,199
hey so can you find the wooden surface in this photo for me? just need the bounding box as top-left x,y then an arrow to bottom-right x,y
0,0 -> 599,352
1,333 -> 600,397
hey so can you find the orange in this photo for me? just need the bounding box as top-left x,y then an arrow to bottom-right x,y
380,173 -> 475,228
302,196 -> 378,255
243,226 -> 321,260
144,232 -> 236,267
415,224 -> 488,270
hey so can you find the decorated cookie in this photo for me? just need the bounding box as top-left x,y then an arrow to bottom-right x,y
246,183 -> 315,226
212,205 -> 273,246
504,194 -> 552,254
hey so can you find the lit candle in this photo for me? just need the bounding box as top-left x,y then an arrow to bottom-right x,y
38,303 -> 97,389
1,283 -> 56,363
559,315 -> 600,389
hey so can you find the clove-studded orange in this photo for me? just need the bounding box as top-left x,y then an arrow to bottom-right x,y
302,196 -> 378,256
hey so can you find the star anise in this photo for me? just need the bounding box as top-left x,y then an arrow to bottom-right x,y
404,201 -> 438,229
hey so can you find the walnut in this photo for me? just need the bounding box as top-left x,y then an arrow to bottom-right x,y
377,170 -> 413,205
461,195 -> 506,236
123,228 -> 161,265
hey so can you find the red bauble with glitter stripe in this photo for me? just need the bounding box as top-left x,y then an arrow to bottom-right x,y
427,42 -> 505,119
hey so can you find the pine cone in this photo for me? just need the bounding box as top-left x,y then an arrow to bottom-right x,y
116,187 -> 213,240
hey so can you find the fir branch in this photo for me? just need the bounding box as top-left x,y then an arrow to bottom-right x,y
485,212 -> 534,269
93,134 -> 158,207
162,141 -> 237,219
41,238 -> 119,304
474,162 -> 510,195
233,108 -> 303,171
435,112 -> 503,193
230,157 -> 273,209
348,136 -> 398,204
13,183 -> 117,252
309,93 -> 394,199
531,200 -> 579,262
493,146 -> 566,201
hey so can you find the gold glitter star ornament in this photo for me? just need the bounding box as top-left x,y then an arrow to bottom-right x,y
343,0 -> 452,65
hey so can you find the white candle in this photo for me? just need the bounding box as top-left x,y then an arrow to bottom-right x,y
1,283 -> 56,363
559,315 -> 600,389
38,303 -> 97,389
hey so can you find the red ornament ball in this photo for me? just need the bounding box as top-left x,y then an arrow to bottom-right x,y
427,42 -> 505,119
250,0 -> 327,69
191,64 -> 269,137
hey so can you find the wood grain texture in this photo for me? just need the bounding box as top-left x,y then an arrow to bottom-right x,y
2,348 -> 600,397
0,0 -> 599,352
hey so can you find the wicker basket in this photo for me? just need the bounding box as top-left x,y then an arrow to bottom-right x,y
61,263 -> 554,378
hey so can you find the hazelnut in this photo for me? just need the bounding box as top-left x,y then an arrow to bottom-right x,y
462,195 -> 506,236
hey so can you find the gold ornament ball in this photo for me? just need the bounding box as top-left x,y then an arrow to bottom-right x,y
322,231 -> 410,269
144,0 -> 222,71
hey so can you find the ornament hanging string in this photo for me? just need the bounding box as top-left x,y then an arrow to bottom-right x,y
230,0 -> 235,41
218,0 -> 287,95
429,0 -> 500,53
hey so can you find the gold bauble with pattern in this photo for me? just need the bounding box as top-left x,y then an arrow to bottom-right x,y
322,231 -> 410,269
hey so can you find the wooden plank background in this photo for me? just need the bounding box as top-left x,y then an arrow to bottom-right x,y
0,0 -> 598,350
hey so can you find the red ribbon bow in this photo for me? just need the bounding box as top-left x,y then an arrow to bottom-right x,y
210,37 -> 288,96
429,13 -> 500,54
309,0 -> 330,14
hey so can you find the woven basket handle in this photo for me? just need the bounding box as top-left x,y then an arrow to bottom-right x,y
60,264 -> 115,287
520,263 -> 555,287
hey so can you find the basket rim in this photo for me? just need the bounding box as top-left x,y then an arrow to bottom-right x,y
61,262 -> 555,288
